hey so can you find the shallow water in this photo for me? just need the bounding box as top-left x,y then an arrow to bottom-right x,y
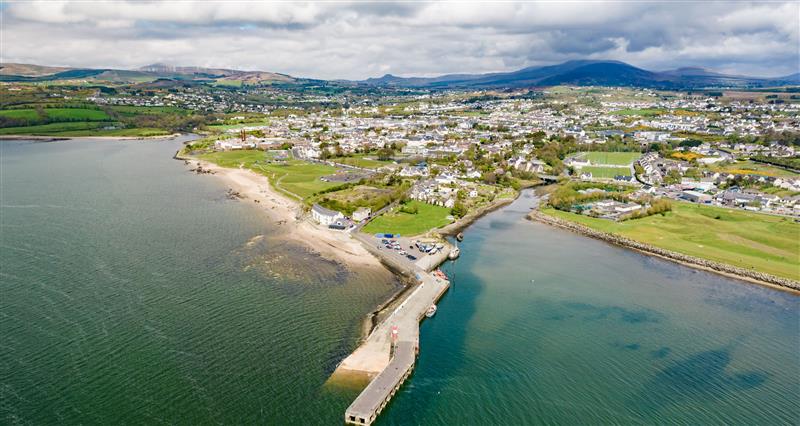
2,140 -> 797,425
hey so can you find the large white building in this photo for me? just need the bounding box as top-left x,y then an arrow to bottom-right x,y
311,204 -> 344,226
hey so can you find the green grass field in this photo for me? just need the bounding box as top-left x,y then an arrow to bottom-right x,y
199,150 -> 340,199
709,160 -> 799,179
579,151 -> 641,165
363,201 -> 453,236
580,166 -> 631,179
0,121 -> 109,135
542,202 -> 800,281
612,108 -> 665,116
0,109 -> 41,120
331,155 -> 391,169
43,108 -> 110,121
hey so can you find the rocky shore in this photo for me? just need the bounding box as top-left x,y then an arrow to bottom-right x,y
527,209 -> 800,293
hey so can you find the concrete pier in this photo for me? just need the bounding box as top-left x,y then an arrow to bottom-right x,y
339,234 -> 452,425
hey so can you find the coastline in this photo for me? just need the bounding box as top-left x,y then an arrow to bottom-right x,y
0,133 -> 182,141
178,153 -> 386,270
438,196 -> 517,236
527,209 -> 800,294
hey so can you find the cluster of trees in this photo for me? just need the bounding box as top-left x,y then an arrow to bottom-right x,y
548,182 -> 630,212
621,199 -> 672,221
751,155 -> 800,171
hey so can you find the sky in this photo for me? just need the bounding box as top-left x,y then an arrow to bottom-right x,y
1,1 -> 798,79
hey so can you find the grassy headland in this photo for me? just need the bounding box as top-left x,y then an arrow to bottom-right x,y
541,202 -> 800,281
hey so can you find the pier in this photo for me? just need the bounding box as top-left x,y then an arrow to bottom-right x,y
339,234 -> 452,425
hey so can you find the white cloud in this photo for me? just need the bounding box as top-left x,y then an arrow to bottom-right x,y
1,1 -> 798,79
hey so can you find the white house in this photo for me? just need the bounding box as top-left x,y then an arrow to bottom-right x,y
311,204 -> 344,226
352,207 -> 371,222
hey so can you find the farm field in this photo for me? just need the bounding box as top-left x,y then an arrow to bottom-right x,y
0,107 -> 110,122
709,160 -> 799,179
0,109 -> 41,120
578,151 -> 640,165
581,166 -> 631,179
541,202 -> 800,281
199,150 -> 340,199
363,201 -> 453,236
0,121 -> 110,135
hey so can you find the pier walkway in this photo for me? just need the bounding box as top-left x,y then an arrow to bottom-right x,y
340,234 -> 451,425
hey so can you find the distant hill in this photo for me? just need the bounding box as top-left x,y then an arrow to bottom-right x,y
0,60 -> 795,89
0,63 -> 297,85
358,60 -> 798,89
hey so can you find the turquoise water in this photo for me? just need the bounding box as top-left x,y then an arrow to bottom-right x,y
2,140 -> 798,424
383,191 -> 800,424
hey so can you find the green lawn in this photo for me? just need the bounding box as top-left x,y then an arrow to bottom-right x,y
579,151 -> 640,165
331,155 -> 391,169
199,150 -> 340,199
542,203 -> 800,281
363,201 -> 453,236
581,166 -> 631,179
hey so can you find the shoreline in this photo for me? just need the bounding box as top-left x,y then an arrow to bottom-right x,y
527,209 -> 800,294
0,133 -> 182,141
177,153 -> 386,270
438,196 -> 517,236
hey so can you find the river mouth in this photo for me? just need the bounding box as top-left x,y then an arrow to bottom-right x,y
377,189 -> 800,424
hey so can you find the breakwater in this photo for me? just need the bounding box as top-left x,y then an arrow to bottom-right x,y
527,209 -> 800,292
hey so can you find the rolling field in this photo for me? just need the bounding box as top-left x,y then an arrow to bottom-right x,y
579,151 -> 640,165
0,109 -> 41,120
0,121 -> 109,135
542,202 -> 800,281
199,150 -> 340,199
43,108 -> 110,121
581,166 -> 631,179
363,201 -> 453,236
709,160 -> 799,179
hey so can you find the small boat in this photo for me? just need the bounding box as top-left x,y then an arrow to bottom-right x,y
426,305 -> 437,318
456,232 -> 464,242
448,247 -> 460,260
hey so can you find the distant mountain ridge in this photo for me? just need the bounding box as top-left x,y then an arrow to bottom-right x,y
0,62 -> 297,84
0,60 -> 797,88
359,60 -> 800,89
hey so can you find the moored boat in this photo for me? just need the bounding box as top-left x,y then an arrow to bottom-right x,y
448,247 -> 460,259
425,305 -> 437,317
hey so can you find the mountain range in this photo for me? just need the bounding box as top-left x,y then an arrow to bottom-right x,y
360,60 -> 800,89
1,60 -> 797,89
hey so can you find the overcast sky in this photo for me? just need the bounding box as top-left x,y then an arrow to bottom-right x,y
1,1 -> 798,79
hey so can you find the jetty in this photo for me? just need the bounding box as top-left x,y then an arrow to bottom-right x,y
339,234 -> 452,425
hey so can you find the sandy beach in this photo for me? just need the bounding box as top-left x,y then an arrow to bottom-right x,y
188,159 -> 384,269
